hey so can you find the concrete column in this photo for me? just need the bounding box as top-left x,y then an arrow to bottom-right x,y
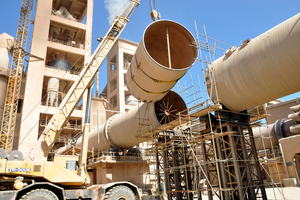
82,0 -> 93,129
85,0 -> 93,54
19,0 -> 53,154
118,48 -> 125,113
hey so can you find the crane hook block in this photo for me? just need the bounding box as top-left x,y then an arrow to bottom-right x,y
150,10 -> 158,21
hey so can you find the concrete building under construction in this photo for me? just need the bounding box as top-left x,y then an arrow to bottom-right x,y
0,0 -> 300,200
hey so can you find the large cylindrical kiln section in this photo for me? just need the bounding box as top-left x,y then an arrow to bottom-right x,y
74,91 -> 187,151
126,20 -> 197,102
206,13 -> 300,112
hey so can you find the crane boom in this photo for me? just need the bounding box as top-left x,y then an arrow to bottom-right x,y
27,0 -> 140,161
0,0 -> 33,154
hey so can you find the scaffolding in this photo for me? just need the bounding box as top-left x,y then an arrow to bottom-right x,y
73,22 -> 287,200
137,23 -> 286,200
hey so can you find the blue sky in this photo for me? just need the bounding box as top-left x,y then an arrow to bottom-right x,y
0,0 -> 300,104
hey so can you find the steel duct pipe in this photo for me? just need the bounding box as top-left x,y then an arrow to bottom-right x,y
253,118 -> 300,151
253,105 -> 300,150
206,13 -> 300,112
253,123 -> 276,151
125,20 -> 197,103
65,91 -> 187,152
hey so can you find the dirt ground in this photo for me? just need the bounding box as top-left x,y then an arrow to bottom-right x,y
199,187 -> 300,200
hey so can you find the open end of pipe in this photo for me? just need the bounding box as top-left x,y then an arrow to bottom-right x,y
155,91 -> 187,125
144,20 -> 197,70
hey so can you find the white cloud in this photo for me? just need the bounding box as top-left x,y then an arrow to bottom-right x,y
104,0 -> 130,24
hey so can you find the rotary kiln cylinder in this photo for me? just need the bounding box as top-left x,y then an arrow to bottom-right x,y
205,13 -> 300,112
125,20 -> 197,102
253,118 -> 300,150
74,91 -> 187,152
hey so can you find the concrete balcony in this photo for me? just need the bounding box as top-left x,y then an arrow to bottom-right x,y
50,12 -> 87,28
48,37 -> 85,50
41,100 -> 83,110
44,65 -> 80,77
47,40 -> 85,56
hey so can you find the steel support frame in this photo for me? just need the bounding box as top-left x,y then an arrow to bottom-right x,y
153,117 -> 267,200
156,136 -> 195,200
202,122 -> 267,200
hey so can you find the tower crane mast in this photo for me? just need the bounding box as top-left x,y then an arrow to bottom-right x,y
0,0 -> 33,154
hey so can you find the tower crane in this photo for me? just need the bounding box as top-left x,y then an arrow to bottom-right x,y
0,0 -> 33,154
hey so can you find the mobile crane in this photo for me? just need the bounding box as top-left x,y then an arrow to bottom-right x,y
0,1 -> 145,199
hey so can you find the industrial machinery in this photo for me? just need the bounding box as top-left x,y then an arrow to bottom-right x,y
205,12 -> 300,113
125,20 -> 197,102
253,105 -> 300,151
197,12 -> 300,200
59,90 -> 188,153
64,19 -> 197,153
1,0 -> 299,198
0,0 -> 198,199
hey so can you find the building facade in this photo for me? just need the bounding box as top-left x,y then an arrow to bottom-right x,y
106,38 -> 138,116
18,0 -> 93,155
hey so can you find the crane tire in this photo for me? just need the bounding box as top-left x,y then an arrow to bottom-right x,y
20,189 -> 58,200
104,185 -> 136,200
